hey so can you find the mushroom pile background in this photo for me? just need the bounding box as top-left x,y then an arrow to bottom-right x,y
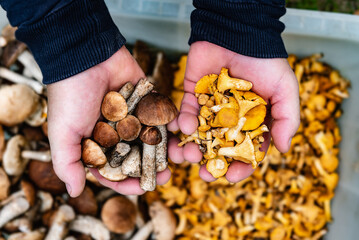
148,53 -> 350,239
0,23 -> 351,240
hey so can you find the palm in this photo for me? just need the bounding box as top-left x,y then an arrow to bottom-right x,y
47,47 -> 170,197
168,41 -> 299,182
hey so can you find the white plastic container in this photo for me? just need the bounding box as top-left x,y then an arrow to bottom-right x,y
1,3 -> 359,239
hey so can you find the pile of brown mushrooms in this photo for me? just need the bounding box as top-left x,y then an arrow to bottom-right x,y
81,79 -> 178,191
0,26 -> 177,240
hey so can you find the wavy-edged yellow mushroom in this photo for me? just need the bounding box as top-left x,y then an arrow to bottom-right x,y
217,68 -> 252,93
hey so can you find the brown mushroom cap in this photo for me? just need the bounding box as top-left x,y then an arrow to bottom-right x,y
0,167 -> 10,201
101,196 -> 136,234
28,160 -> 66,194
101,91 -> 128,122
3,135 -> 30,176
0,84 -> 39,127
68,186 -> 98,216
93,122 -> 120,148
140,126 -> 162,145
81,139 -> 107,167
116,115 -> 142,141
150,201 -> 176,240
20,180 -> 36,207
1,40 -> 26,67
135,92 -> 178,126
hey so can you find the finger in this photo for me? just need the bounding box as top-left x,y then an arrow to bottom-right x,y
270,74 -> 300,153
49,126 -> 86,198
156,168 -> 172,185
167,117 -> 179,132
178,93 -> 199,135
199,165 -> 217,182
225,161 -> 254,183
168,136 -> 184,164
90,169 -> 145,195
183,142 -> 202,163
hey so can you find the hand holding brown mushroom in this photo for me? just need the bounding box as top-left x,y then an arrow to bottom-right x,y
82,79 -> 178,191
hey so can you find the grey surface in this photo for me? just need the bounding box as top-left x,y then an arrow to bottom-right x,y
0,5 -> 358,239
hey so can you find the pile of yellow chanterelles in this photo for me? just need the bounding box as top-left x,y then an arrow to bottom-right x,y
146,53 -> 349,240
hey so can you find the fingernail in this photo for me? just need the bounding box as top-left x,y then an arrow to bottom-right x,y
66,183 -> 72,195
288,137 -> 293,147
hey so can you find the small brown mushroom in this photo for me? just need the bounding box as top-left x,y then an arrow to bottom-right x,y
3,135 -> 30,176
101,196 -> 137,234
28,160 -> 66,194
98,162 -> 128,182
101,91 -> 128,122
116,115 -> 142,141
132,201 -> 176,240
132,40 -> 152,75
81,139 -> 107,167
0,168 -> 10,201
121,145 -> 141,177
69,215 -> 110,240
150,52 -> 174,95
0,85 -> 40,127
93,122 -> 120,148
1,40 -> 27,67
135,92 -> 178,126
44,205 -> 75,240
127,78 -> 154,113
0,197 -> 30,228
140,126 -> 162,145
68,186 -> 98,216
0,25 -> 16,47
108,142 -> 131,168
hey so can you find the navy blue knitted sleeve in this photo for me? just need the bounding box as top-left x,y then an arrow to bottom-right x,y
189,0 -> 288,58
0,0 -> 126,84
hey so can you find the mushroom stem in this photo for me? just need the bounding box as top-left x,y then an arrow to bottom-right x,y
7,228 -> 46,240
140,143 -> 156,191
0,67 -> 44,94
155,125 -> 168,172
0,197 -> 30,228
131,221 -> 154,240
17,51 -> 43,82
118,82 -> 135,100
121,145 -> 141,177
44,205 -> 75,240
69,215 -> 110,240
108,142 -> 131,168
21,150 -> 51,162
126,78 -> 154,114
3,217 -> 32,233
126,195 -> 145,228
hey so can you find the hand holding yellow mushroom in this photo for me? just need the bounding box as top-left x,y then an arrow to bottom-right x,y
179,68 -> 268,178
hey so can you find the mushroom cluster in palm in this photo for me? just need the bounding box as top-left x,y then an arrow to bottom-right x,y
179,68 -> 269,178
82,79 -> 178,191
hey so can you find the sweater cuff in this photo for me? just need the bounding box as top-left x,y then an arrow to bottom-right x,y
15,0 -> 126,84
189,0 -> 288,58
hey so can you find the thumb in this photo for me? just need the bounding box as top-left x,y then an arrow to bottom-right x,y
49,124 -> 86,197
270,73 -> 300,153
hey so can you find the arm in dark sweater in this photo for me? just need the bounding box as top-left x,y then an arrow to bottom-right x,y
0,0 -> 287,84
0,0 -> 125,84
189,0 -> 288,58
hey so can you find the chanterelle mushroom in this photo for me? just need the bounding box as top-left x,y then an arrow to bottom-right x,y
0,84 -> 39,127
